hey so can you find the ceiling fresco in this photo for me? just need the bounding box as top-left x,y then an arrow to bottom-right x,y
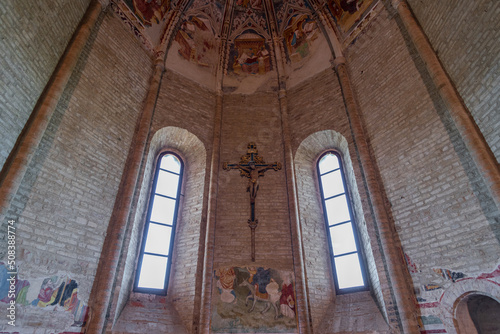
326,0 -> 376,35
120,0 -> 173,46
112,0 -> 379,88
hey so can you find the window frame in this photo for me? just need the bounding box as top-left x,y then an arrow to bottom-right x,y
317,150 -> 368,294
133,151 -> 184,295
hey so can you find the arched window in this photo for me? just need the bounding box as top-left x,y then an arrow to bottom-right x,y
318,151 -> 367,293
134,152 -> 183,294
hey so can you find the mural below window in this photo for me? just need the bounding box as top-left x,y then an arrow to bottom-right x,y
212,266 -> 297,333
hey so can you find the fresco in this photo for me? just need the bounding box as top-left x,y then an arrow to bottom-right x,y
174,16 -> 218,69
123,0 -> 171,27
273,0 -> 311,34
0,263 -> 89,330
402,254 -> 500,334
282,14 -> 319,63
235,0 -> 263,11
231,0 -> 268,39
212,266 -> 297,333
327,0 -> 374,34
228,31 -> 272,75
120,0 -> 172,46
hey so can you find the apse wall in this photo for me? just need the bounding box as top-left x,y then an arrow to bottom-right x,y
346,3 -> 500,332
288,69 -> 393,333
0,0 -> 92,170
108,70 -> 215,334
407,0 -> 500,161
0,10 -> 153,333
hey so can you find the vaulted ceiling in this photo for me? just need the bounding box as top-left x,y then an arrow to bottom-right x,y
110,0 -> 380,89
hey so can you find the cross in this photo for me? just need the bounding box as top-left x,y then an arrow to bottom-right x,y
222,142 -> 282,262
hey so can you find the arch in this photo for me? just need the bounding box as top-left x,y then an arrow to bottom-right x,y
294,130 -> 387,328
439,279 -> 500,334
112,126 -> 206,331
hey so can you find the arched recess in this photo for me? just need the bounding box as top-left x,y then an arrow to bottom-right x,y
439,279 -> 500,334
294,130 -> 388,332
111,126 -> 206,333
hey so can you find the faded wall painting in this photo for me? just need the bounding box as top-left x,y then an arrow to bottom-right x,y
327,0 -> 374,34
212,266 -> 297,333
228,31 -> 272,75
174,16 -> 218,69
0,263 -> 88,332
283,14 -> 319,63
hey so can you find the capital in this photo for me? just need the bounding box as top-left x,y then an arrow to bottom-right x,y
333,56 -> 346,70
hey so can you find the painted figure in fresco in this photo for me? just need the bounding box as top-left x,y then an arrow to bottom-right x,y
284,15 -> 318,63
340,0 -> 360,14
133,0 -> 169,26
279,272 -> 296,319
35,276 -> 61,306
239,268 -> 281,319
216,267 -> 237,303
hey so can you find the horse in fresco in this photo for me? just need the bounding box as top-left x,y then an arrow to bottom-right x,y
239,279 -> 281,319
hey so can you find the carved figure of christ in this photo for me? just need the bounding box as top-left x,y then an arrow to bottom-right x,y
222,142 -> 282,261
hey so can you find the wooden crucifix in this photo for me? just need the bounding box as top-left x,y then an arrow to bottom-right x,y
222,142 -> 282,262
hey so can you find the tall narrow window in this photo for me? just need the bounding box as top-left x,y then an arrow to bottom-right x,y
134,153 -> 183,294
318,151 -> 367,293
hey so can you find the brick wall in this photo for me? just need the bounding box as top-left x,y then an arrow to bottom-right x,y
288,71 -> 394,332
111,126 -> 207,334
0,10 -> 153,333
0,0 -> 91,170
407,0 -> 500,161
216,92 -> 292,269
346,3 -> 500,330
109,72 -> 215,333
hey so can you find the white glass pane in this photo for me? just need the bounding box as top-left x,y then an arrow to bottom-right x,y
334,253 -> 364,289
155,170 -> 179,198
150,195 -> 176,225
137,254 -> 168,289
319,153 -> 339,174
144,223 -> 172,256
321,170 -> 344,198
330,223 -> 357,255
160,154 -> 181,174
324,195 -> 350,225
